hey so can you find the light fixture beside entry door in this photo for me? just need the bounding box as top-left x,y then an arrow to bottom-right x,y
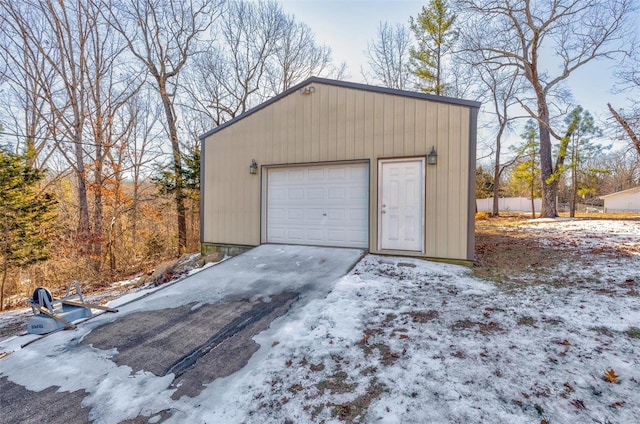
427,147 -> 437,165
249,159 -> 258,175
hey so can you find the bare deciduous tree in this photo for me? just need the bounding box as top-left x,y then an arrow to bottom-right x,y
268,16 -> 338,92
1,0 -> 141,271
608,103 -> 639,158
187,0 -> 342,128
1,1 -> 94,260
104,0 -> 221,253
0,12 -> 56,168
362,22 -> 413,90
609,41 -> 640,157
477,65 -> 524,215
458,0 -> 634,217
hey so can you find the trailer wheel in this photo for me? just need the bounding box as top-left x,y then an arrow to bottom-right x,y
32,287 -> 53,307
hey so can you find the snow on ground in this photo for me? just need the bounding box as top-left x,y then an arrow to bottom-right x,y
1,219 -> 639,423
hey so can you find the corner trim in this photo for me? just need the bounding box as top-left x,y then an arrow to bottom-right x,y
467,107 -> 479,261
200,137 -> 205,244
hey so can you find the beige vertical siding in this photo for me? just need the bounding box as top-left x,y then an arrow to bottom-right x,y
203,82 -> 474,260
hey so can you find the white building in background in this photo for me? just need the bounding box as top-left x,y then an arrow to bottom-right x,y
600,187 -> 640,213
476,197 -> 542,213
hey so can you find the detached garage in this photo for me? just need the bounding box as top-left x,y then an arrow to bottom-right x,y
200,77 -> 480,262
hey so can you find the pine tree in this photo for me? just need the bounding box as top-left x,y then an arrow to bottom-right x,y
0,148 -> 56,310
409,0 -> 457,95
509,120 -> 541,218
561,107 -> 606,216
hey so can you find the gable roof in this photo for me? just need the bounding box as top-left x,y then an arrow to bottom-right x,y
599,186 -> 640,199
199,76 -> 482,141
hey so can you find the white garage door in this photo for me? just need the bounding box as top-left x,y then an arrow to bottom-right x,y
266,163 -> 369,248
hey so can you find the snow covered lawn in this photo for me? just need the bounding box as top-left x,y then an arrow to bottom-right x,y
181,218 -> 640,423
1,218 -> 639,423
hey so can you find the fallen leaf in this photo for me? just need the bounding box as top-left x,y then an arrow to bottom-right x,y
603,368 -> 620,384
399,334 -> 409,339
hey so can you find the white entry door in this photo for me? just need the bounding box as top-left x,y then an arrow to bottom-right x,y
378,158 -> 425,252
266,163 -> 369,248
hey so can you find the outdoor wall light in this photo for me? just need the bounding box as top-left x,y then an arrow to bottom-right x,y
427,146 -> 438,165
249,159 -> 258,175
300,85 -> 315,95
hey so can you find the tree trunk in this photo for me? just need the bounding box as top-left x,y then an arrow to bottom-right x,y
1,220 -> 9,311
537,107 -> 558,218
530,195 -> 535,219
158,80 -> 187,254
74,133 -> 92,251
93,153 -> 104,271
570,137 -> 577,218
492,126 -> 504,216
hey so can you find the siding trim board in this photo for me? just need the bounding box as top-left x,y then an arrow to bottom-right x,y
467,107 -> 479,261
199,133 -> 206,246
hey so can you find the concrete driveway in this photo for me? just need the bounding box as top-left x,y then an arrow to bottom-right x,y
0,245 -> 364,424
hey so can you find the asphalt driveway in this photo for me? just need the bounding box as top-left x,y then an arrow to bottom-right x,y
0,245 -> 364,424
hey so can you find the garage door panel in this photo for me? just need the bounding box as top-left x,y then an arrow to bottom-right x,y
286,228 -> 304,240
269,208 -> 286,220
269,228 -> 285,240
327,208 -> 345,220
349,187 -> 367,199
287,208 -> 304,220
328,168 -> 346,180
267,163 -> 368,248
289,169 -> 305,181
349,229 -> 368,243
307,229 -> 324,241
328,187 -> 346,199
308,187 -> 324,200
349,208 -> 367,221
287,188 -> 304,200
307,168 -> 325,181
269,188 -> 285,201
307,208 -> 324,220
327,229 -> 346,242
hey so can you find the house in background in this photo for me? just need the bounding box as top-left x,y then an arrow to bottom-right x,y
600,187 -> 640,212
199,77 -> 480,263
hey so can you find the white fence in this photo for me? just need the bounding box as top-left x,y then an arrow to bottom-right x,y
476,197 -> 542,213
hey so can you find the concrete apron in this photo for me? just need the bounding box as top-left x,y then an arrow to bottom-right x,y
0,245 -> 365,424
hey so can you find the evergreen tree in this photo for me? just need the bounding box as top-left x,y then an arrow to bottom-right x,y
561,107 -> 606,216
0,148 -> 56,310
475,166 -> 495,199
509,120 -> 541,217
409,0 -> 457,95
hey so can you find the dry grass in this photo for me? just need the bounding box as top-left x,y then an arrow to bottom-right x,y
473,213 -> 638,288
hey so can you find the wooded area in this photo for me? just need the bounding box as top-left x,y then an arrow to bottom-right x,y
0,0 -> 344,309
1,0 -> 638,310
